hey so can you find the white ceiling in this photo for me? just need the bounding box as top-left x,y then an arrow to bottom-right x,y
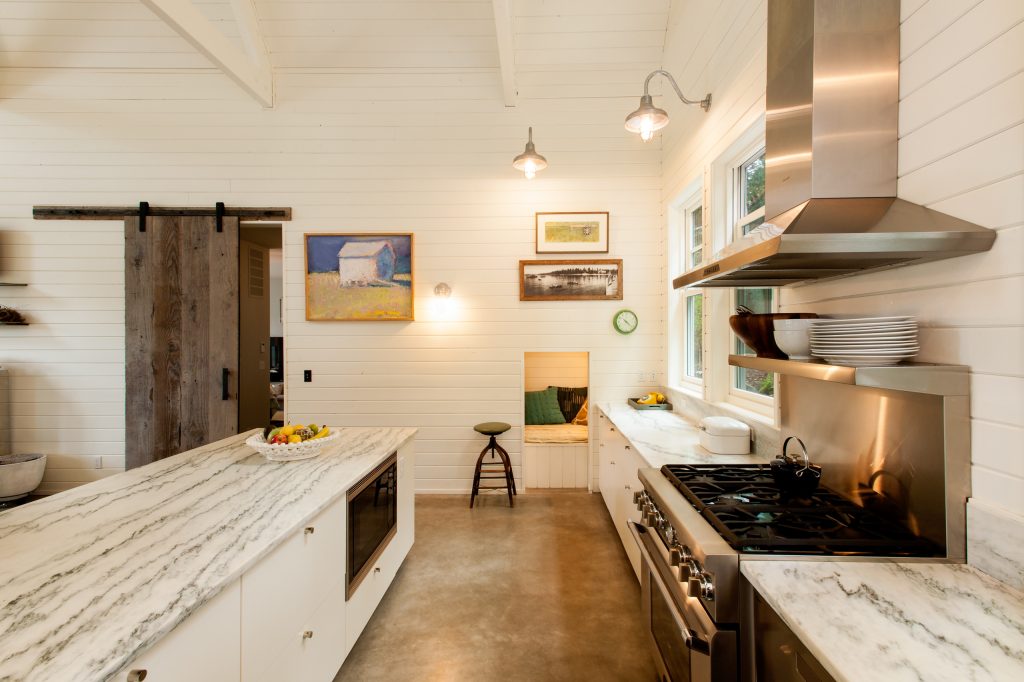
1,0 -> 672,100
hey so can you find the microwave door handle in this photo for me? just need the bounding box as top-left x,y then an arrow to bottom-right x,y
628,521 -> 710,655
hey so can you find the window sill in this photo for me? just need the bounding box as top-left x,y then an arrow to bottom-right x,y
667,383 -> 704,401
711,399 -> 776,429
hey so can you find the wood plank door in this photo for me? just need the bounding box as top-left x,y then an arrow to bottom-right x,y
125,215 -> 239,468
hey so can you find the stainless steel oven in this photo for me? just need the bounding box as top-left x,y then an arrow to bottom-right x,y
630,522 -> 736,682
346,453 -> 397,599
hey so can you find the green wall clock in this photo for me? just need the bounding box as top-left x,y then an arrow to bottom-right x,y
613,309 -> 638,335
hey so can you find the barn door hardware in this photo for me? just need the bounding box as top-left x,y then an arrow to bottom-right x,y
222,368 -> 230,400
215,202 -> 225,232
138,201 -> 149,232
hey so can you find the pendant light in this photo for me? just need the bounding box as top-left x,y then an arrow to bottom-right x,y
625,70 -> 712,142
512,127 -> 547,179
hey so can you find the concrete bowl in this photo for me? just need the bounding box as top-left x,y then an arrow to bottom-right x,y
0,453 -> 47,501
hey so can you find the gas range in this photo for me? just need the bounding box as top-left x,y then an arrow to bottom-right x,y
630,463 -> 944,681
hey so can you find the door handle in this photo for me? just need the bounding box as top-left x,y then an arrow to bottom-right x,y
221,368 -> 229,400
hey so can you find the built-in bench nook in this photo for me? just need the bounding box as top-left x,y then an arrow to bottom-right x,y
522,352 -> 590,489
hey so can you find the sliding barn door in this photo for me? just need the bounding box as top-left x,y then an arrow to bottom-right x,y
125,215 -> 239,469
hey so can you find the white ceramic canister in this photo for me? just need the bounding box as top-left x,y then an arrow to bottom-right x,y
698,416 -> 751,455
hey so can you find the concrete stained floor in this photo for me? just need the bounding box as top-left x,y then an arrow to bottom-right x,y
335,491 -> 657,682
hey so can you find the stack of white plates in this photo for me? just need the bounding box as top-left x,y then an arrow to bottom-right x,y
809,316 -> 919,367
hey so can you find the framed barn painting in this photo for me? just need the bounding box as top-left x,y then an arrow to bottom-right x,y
304,233 -> 414,321
519,259 -> 623,301
535,212 -> 609,253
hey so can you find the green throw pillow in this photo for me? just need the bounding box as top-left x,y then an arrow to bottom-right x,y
524,387 -> 566,425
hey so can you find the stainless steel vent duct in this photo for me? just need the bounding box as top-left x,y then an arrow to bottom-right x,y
673,0 -> 996,289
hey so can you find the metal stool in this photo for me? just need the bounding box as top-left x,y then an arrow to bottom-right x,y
470,422 -> 516,508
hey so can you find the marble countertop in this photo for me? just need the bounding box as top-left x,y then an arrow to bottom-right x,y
596,402 -> 766,468
742,561 -> 1024,681
0,427 -> 415,682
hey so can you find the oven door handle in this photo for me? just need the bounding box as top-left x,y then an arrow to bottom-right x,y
628,521 -> 711,656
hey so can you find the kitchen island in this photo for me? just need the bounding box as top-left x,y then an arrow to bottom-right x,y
0,427 -> 416,682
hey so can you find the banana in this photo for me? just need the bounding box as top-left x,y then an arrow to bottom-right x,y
310,426 -> 330,440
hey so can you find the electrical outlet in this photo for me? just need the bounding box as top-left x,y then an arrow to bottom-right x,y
636,371 -> 647,384
303,369 -> 312,383
647,370 -> 658,383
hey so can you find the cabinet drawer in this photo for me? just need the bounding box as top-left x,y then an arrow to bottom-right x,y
241,497 -> 345,681
118,580 -> 241,682
259,571 -> 348,682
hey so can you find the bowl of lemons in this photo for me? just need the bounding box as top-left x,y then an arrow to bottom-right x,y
246,423 -> 340,462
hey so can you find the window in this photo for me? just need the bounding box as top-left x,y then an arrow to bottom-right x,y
733,148 -> 765,240
732,288 -> 775,397
688,205 -> 704,270
669,181 -> 705,389
685,294 -> 703,379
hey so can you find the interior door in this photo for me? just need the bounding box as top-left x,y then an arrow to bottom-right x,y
125,215 -> 239,468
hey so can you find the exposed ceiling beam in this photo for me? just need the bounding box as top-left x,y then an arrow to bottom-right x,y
139,0 -> 274,107
228,0 -> 272,77
491,0 -> 517,106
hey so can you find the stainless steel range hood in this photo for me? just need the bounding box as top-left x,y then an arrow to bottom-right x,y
673,0 -> 996,289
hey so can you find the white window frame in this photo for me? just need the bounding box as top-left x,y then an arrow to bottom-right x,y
667,177 -> 706,394
732,148 -> 766,241
707,119 -> 777,420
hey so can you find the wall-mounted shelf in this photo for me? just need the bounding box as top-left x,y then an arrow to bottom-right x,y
0,283 -> 27,287
0,322 -> 28,326
728,355 -> 969,396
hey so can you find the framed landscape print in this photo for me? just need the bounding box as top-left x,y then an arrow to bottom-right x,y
304,233 -> 414,321
519,259 -> 623,301
535,212 -> 609,253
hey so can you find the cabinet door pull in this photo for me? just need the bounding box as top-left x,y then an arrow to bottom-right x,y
302,630 -> 314,640
304,526 -> 315,535
127,671 -> 147,682
624,445 -> 631,450
374,566 -> 381,574
610,460 -> 616,465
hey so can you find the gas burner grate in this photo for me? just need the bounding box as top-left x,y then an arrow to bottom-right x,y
660,464 -> 940,556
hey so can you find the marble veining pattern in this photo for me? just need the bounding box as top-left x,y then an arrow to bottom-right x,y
597,402 -> 766,468
967,499 -> 1024,591
0,427 -> 415,682
742,561 -> 1024,682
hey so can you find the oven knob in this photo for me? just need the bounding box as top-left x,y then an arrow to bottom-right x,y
682,558 -> 700,583
688,567 -> 714,601
669,544 -> 682,566
633,490 -> 643,505
698,572 -> 715,601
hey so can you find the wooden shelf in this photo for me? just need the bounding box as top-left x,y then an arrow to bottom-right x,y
0,283 -> 27,287
728,355 -> 969,396
0,322 -> 28,326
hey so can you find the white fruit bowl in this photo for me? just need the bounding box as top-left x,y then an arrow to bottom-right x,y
245,429 -> 340,462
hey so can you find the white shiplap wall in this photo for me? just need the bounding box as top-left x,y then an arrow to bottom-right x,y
0,0 -> 666,494
659,0 -> 1024,574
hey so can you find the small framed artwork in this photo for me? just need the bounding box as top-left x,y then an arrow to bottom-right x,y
535,212 -> 609,253
520,259 -> 623,301
304,233 -> 414,321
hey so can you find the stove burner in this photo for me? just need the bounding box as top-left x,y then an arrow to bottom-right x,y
660,464 -> 940,556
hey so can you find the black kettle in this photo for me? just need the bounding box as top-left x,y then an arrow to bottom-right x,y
770,436 -> 822,497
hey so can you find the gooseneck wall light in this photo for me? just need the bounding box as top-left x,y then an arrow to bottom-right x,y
512,127 -> 547,179
625,70 -> 712,141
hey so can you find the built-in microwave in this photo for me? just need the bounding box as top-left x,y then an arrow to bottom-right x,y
346,453 -> 398,599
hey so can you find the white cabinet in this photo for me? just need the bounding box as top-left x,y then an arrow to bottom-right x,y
345,442 -> 415,654
118,580 -> 241,682
596,409 -> 643,580
241,496 -> 346,682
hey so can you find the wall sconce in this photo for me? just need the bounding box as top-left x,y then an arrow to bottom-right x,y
512,127 -> 547,179
434,282 -> 452,298
625,70 -> 712,142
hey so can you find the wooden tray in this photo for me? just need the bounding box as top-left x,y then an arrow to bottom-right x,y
628,398 -> 672,411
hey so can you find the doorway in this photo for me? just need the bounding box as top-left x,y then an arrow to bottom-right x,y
238,224 -> 284,431
521,352 -> 591,490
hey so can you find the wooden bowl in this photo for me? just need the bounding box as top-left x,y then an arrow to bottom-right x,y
728,312 -> 819,359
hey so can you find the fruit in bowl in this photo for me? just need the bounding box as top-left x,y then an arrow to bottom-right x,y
264,423 -> 330,445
